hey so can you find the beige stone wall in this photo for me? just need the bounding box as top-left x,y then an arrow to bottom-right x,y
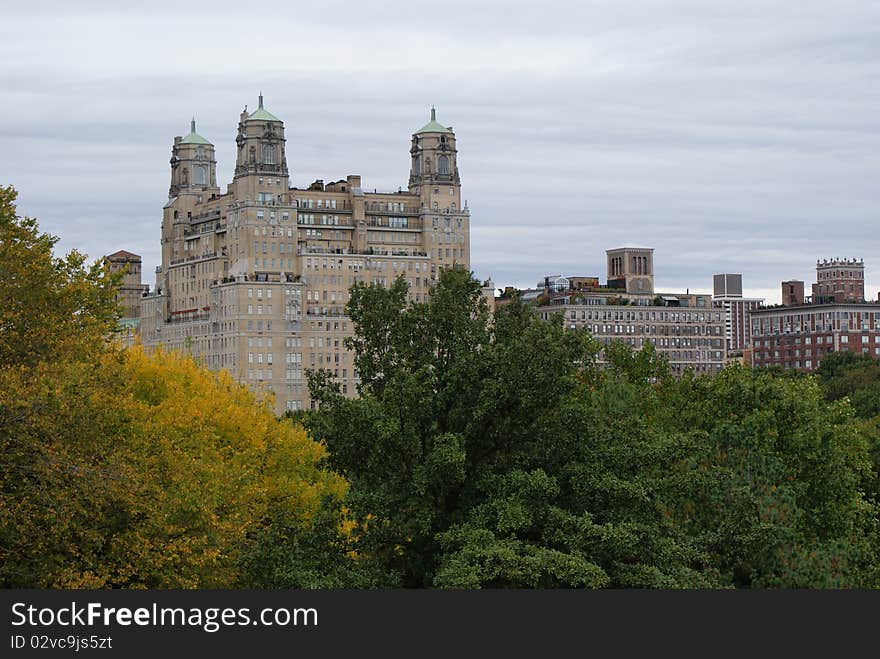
538,301 -> 727,375
106,252 -> 147,320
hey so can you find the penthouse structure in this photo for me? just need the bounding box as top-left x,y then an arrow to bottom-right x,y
137,99 -> 470,413
812,258 -> 864,304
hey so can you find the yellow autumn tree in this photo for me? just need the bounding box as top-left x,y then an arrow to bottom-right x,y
0,185 -> 346,588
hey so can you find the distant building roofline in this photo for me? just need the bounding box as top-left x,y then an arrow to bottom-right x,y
106,250 -> 141,260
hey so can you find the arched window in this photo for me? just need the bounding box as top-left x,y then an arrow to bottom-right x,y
262,144 -> 276,165
194,166 -> 206,185
438,155 -> 449,174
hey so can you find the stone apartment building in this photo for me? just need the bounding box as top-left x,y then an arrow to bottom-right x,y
105,250 -> 148,346
534,247 -> 727,376
137,99 -> 471,414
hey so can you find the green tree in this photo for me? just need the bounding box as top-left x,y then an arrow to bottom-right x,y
434,345 -> 716,589
308,269 -> 880,588
307,271 -> 598,587
0,185 -> 119,368
665,365 -> 879,588
815,350 -> 880,518
817,351 -> 880,419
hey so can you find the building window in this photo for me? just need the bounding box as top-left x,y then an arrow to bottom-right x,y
262,144 -> 276,164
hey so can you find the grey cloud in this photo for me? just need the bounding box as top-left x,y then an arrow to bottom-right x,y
1,1 -> 878,304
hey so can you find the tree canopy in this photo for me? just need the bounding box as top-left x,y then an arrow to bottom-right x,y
3,185 -> 879,589
304,268 -> 880,588
0,186 -> 347,588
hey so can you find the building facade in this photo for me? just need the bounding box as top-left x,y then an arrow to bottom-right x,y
105,250 -> 148,347
106,250 -> 148,320
711,274 -> 763,353
138,100 -> 470,414
534,248 -> 726,376
752,257 -> 878,372
812,258 -> 864,304
750,303 -> 880,371
782,280 -> 805,306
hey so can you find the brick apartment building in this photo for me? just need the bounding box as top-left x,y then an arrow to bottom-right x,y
751,258 -> 880,371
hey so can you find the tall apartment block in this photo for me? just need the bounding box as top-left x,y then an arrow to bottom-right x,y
711,273 -> 763,353
533,247 -> 727,376
752,258 -> 880,371
138,99 -> 470,414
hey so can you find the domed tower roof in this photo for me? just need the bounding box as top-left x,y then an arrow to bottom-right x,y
247,94 -> 281,122
179,118 -> 212,145
416,106 -> 452,134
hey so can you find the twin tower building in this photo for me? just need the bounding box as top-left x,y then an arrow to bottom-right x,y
138,97 -> 472,413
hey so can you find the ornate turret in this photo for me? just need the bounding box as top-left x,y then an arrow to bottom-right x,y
234,94 -> 288,181
409,106 -> 460,212
169,118 -> 218,197
408,107 -> 469,269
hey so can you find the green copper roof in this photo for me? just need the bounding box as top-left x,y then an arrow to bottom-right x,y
179,118 -> 212,145
416,106 -> 452,134
247,94 -> 281,122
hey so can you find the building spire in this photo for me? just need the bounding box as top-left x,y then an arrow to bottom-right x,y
259,92 -> 264,109
431,105 -> 436,121
191,117 -> 196,133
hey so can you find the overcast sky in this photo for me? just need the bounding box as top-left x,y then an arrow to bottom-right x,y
2,0 -> 878,303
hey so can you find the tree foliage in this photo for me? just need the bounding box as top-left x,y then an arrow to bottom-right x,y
816,351 -> 880,520
0,187 -> 347,588
817,351 -> 880,419
666,366 -> 877,587
0,185 -> 119,368
307,270 -> 596,586
306,269 -> 880,588
3,185 -> 879,589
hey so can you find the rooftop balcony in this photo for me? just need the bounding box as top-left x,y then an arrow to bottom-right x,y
296,246 -> 428,258
170,252 -> 218,266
